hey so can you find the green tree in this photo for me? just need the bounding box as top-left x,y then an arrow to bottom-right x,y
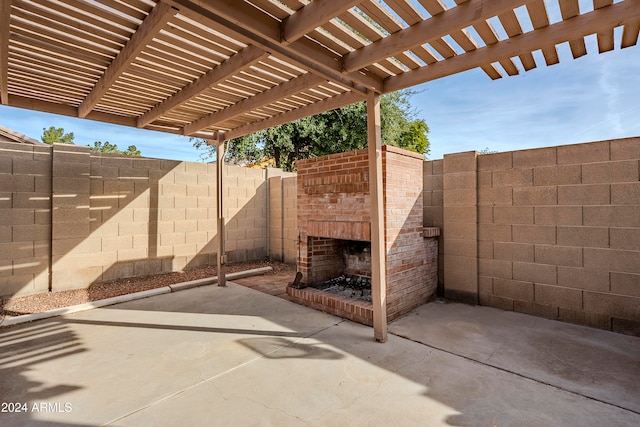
90,141 -> 141,156
41,126 -> 75,144
194,89 -> 429,171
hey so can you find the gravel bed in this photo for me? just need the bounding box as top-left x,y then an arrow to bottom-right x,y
1,261 -> 294,319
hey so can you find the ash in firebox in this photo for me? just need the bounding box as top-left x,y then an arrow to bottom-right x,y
315,275 -> 372,302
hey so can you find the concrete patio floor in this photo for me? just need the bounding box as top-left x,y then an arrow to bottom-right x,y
1,280 -> 638,426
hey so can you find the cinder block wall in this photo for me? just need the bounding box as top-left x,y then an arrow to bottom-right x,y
1,143 -> 294,297
267,169 -> 297,263
0,142 -> 52,296
424,137 -> 640,335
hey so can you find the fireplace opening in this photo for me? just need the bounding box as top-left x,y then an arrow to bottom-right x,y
314,274 -> 372,302
306,238 -> 372,301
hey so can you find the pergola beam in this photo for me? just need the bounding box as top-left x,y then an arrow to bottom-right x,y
0,0 -> 11,105
225,90 -> 363,140
183,73 -> 324,136
78,0 -> 178,118
343,0 -> 527,73
168,0 -> 382,93
282,0 -> 363,44
138,45 -> 268,128
384,0 -> 640,93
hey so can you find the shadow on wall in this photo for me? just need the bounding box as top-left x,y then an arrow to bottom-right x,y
1,142 -> 294,302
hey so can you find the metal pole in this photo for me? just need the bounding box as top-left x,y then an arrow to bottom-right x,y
367,91 -> 387,342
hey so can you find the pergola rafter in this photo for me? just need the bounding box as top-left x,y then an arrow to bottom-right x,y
2,0 -> 636,139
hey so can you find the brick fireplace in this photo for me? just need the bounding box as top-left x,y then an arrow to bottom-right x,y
287,146 -> 439,325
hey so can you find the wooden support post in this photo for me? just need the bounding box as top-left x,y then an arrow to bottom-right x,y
367,91 -> 387,343
216,137 -> 226,287
208,133 -> 227,287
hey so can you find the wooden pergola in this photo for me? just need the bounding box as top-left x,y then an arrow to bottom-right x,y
1,0 -> 638,341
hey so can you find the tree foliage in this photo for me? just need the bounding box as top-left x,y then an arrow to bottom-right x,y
90,141 -> 141,156
41,126 -> 75,144
40,126 -> 141,156
194,89 -> 429,171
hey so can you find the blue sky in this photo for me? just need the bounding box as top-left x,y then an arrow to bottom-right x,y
0,24 -> 638,162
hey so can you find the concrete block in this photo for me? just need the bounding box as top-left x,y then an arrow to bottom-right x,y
477,171 -> 492,188
477,206 -> 493,224
558,184 -> 610,205
611,182 -> 640,205
101,235 -> 134,252
51,266 -> 103,291
161,208 -> 185,222
478,187 -> 512,206
512,225 -> 556,244
533,164 -> 581,186
492,168 -> 533,187
53,192 -> 90,209
444,238 -> 477,257
12,224 -> 50,242
443,189 -> 476,206
584,248 -> 640,274
443,172 -> 476,190
52,237 -> 102,256
583,291 -> 640,319
478,258 -> 513,279
610,272 -> 640,297
611,318 -> 640,337
513,186 -> 557,206
0,208 -> 35,225
13,192 -> 51,209
557,141 -> 609,165
493,206 -> 533,224
174,196 -> 198,209
477,152 -> 512,171
52,222 -> 90,239
478,293 -> 514,310
442,221 -> 476,240
493,277 -> 534,301
0,242 -> 33,260
493,242 -> 534,262
443,151 -> 477,174
583,206 -> 640,228
514,300 -> 559,319
444,206 -> 478,223
582,160 -> 638,184
513,147 -> 556,168
443,254 -> 478,293
11,256 -> 48,276
557,226 -> 609,248
558,308 -> 610,330
0,157 -> 12,173
161,183 -> 187,197
53,177 -> 90,194
534,245 -> 582,267
14,159 -> 51,177
432,159 -> 443,175
478,276 -> 493,294
478,223 -> 511,242
513,262 -> 556,285
0,175 -> 35,192
52,207 -> 89,224
557,266 -> 610,292
534,283 -> 582,310
610,227 -> 640,250
609,137 -> 640,160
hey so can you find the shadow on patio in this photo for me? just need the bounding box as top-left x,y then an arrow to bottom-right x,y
1,278 -> 638,426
